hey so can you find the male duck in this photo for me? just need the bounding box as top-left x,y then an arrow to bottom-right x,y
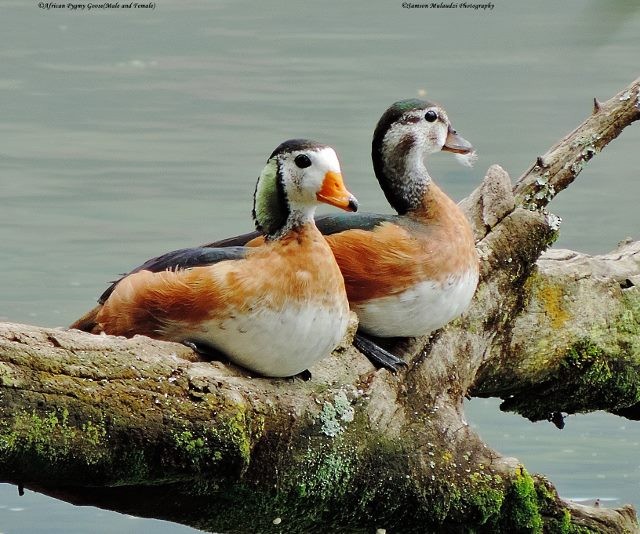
210,100 -> 479,371
70,139 -> 358,377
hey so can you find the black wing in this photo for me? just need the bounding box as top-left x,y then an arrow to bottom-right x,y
98,246 -> 248,304
314,212 -> 397,235
205,231 -> 261,248
205,212 -> 397,248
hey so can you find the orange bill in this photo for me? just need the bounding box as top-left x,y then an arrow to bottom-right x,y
317,171 -> 358,212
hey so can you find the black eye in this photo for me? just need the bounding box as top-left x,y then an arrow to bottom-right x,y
424,110 -> 438,122
294,154 -> 312,169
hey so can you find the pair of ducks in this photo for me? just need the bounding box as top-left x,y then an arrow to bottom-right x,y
70,99 -> 479,378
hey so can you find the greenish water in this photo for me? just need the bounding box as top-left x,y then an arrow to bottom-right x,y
1,0 -> 639,531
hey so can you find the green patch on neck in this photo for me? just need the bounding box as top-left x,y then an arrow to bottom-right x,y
253,158 -> 288,237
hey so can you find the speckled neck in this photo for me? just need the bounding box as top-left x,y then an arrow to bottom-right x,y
372,131 -> 431,215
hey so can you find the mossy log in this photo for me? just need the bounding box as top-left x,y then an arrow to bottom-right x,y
474,239 -> 640,424
0,77 -> 639,533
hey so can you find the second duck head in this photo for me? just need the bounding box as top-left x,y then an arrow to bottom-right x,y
371,99 -> 475,215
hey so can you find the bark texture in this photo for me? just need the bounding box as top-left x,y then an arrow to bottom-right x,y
0,77 -> 639,533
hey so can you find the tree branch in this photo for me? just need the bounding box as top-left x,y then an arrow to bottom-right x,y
513,77 -> 640,210
473,239 -> 640,424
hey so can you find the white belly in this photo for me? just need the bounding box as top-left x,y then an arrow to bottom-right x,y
354,269 -> 479,337
184,305 -> 349,377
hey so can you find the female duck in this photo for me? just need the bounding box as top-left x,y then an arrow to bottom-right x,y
71,139 -> 358,377
325,100 -> 479,339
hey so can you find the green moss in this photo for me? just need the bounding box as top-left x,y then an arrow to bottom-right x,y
0,408 -> 108,466
563,339 -> 612,383
0,402 -> 168,485
497,468 -> 543,533
543,509 -> 593,534
617,291 -> 640,355
82,420 -> 107,449
180,436 -> 604,534
565,289 -> 640,373
218,411 -> 254,469
500,333 -> 640,421
0,403 -> 604,533
544,508 -> 599,534
172,429 -> 210,465
563,337 -> 640,409
558,509 -> 572,533
167,410 -> 260,475
209,409 -> 430,532
229,407 -> 516,532
464,472 -> 505,526
534,478 -> 578,534
0,389 -> 271,489
496,285 -> 640,422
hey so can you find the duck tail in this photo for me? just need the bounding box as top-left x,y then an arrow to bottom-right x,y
69,305 -> 102,333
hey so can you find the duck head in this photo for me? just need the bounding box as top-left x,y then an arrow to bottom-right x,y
254,139 -> 358,239
371,99 -> 474,215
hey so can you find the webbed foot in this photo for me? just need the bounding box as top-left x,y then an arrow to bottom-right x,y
353,333 -> 407,373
